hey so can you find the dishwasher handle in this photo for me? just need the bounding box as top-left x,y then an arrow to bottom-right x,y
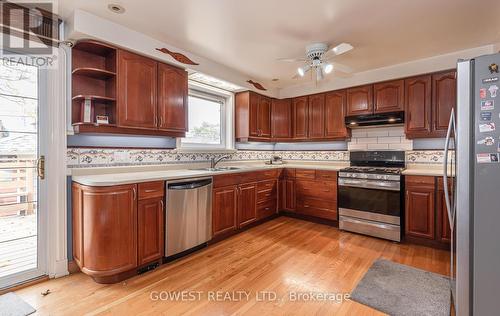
168,179 -> 212,190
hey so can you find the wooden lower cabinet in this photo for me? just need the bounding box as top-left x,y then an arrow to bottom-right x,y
238,183 -> 258,227
72,181 -> 165,284
212,186 -> 238,236
138,197 -> 164,265
405,176 -> 451,247
279,178 -> 296,211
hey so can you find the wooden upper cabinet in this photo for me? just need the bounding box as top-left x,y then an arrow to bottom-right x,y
432,71 -> 456,137
258,96 -> 272,137
212,186 -> 238,236
325,90 -> 349,139
117,50 -> 157,129
373,79 -> 404,113
271,98 -> 292,139
346,85 -> 373,116
308,93 -> 326,139
157,63 -> 188,133
77,184 -> 138,277
404,75 -> 432,138
293,96 -> 308,139
237,183 -> 257,228
235,91 -> 270,141
138,196 -> 164,265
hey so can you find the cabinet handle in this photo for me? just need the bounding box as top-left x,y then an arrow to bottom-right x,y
265,207 -> 270,211
304,205 -> 310,208
144,189 -> 157,193
160,200 -> 164,210
132,187 -> 137,200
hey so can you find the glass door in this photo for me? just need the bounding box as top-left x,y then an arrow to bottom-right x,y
0,58 -> 46,289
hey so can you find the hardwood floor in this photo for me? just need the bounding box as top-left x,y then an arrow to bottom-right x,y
16,217 -> 449,315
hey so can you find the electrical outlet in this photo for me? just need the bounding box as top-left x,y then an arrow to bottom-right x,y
113,151 -> 130,163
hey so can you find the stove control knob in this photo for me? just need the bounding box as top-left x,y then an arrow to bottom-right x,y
376,175 -> 382,179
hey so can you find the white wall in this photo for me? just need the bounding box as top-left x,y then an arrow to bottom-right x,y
279,45 -> 498,98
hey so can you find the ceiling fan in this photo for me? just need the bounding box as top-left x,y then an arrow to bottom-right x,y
278,42 -> 354,81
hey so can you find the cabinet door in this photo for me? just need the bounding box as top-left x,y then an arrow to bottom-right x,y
325,90 -> 349,139
117,50 -> 157,128
432,71 -> 456,137
293,96 -> 308,139
308,93 -> 326,139
281,178 -> 296,211
249,92 -> 259,137
213,186 -> 238,236
437,189 -> 452,243
405,187 -> 435,239
138,197 -> 164,265
258,96 -> 272,137
237,183 -> 257,228
374,79 -> 404,113
81,184 -> 137,275
271,98 -> 292,138
346,85 -> 373,116
157,63 -> 188,132
404,75 -> 432,138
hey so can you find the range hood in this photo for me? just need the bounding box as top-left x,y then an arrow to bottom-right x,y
345,111 -> 404,127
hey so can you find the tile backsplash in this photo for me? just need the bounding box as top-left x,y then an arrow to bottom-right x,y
67,147 -> 451,168
348,126 -> 413,151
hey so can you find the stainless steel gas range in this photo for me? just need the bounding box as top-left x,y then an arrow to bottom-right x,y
338,151 -> 405,242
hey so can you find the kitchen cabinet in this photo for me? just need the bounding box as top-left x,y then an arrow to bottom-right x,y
117,50 -> 158,129
432,71 -> 456,137
295,169 -> 338,221
405,71 -> 456,138
72,183 -> 138,283
292,96 -> 309,139
238,183 -> 258,227
324,90 -> 349,139
212,186 -> 238,236
72,181 -> 166,283
157,63 -> 188,133
308,93 -> 326,139
405,183 -> 435,239
257,179 -> 278,219
437,178 -> 452,243
346,85 -> 373,116
235,91 -> 271,141
279,168 -> 296,212
271,98 -> 292,139
404,75 -> 432,137
373,79 -> 404,113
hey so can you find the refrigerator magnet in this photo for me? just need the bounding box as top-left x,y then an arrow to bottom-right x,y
482,77 -> 499,84
480,112 -> 492,121
481,100 -> 494,110
477,153 -> 499,163
479,123 -> 496,133
480,88 -> 487,99
489,85 -> 499,98
477,137 -> 495,146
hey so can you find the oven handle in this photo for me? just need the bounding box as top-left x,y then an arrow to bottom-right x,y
338,179 -> 400,191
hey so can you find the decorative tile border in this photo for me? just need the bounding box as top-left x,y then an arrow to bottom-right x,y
67,148 -> 452,168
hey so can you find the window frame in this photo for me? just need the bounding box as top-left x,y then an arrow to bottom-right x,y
177,81 -> 235,152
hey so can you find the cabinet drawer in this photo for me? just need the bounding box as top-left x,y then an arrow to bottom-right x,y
257,189 -> 276,203
296,197 -> 337,220
138,181 -> 164,200
257,169 -> 280,180
315,170 -> 338,181
295,169 -> 316,179
257,179 -> 277,191
296,180 -> 337,200
282,168 -> 296,178
257,199 -> 277,219
406,176 -> 435,187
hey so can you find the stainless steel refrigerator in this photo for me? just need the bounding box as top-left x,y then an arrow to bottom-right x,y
444,53 -> 500,315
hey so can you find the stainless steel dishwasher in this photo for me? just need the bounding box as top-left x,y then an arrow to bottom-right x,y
165,177 -> 212,257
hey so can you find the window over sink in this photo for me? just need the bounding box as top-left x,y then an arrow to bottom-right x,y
178,81 -> 235,151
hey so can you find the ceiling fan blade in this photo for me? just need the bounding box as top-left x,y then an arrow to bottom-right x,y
277,57 -> 307,62
331,62 -> 353,74
331,42 -> 353,56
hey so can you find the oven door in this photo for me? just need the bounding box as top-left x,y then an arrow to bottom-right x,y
338,179 -> 401,218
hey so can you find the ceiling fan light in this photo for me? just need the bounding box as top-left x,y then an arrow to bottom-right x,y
324,63 -> 333,74
316,67 -> 323,81
297,67 -> 305,77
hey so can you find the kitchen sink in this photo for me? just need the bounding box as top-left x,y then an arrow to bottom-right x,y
190,167 -> 240,172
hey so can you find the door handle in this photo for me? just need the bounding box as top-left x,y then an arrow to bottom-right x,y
443,108 -> 455,227
37,156 -> 45,180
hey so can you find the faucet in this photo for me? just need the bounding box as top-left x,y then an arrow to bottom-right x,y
210,155 -> 230,169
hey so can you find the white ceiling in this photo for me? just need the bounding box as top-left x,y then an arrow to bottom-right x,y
58,0 -> 500,89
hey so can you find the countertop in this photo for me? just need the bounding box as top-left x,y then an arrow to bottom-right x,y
71,162 -> 348,186
402,164 -> 453,177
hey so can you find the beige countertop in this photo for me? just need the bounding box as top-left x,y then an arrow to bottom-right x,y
402,164 -> 453,177
71,161 -> 349,186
